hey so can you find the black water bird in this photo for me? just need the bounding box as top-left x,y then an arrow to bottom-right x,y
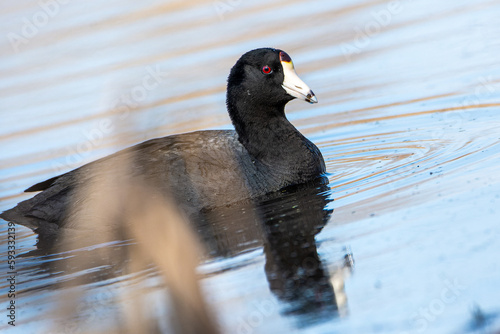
1,48 -> 326,235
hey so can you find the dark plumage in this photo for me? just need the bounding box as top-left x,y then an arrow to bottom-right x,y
1,48 -> 326,234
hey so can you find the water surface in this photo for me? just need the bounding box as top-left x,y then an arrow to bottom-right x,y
1,0 -> 500,333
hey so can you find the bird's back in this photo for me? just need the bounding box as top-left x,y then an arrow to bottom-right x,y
1,130 -> 264,234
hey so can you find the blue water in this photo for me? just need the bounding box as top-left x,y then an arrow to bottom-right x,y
1,0 -> 500,333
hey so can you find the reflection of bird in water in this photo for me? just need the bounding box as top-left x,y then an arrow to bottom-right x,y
259,181 -> 351,321
199,178 -> 353,321
262,202 -> 335,316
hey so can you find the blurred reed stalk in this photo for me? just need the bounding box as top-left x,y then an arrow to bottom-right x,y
51,133 -> 218,334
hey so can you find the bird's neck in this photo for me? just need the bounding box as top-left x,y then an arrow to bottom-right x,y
228,97 -> 289,154
227,96 -> 325,178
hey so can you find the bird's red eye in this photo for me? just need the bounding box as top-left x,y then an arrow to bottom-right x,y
262,65 -> 272,74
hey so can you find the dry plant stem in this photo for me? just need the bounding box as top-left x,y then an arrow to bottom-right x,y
53,154 -> 218,334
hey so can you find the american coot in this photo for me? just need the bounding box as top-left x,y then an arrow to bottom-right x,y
1,48 -> 326,233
